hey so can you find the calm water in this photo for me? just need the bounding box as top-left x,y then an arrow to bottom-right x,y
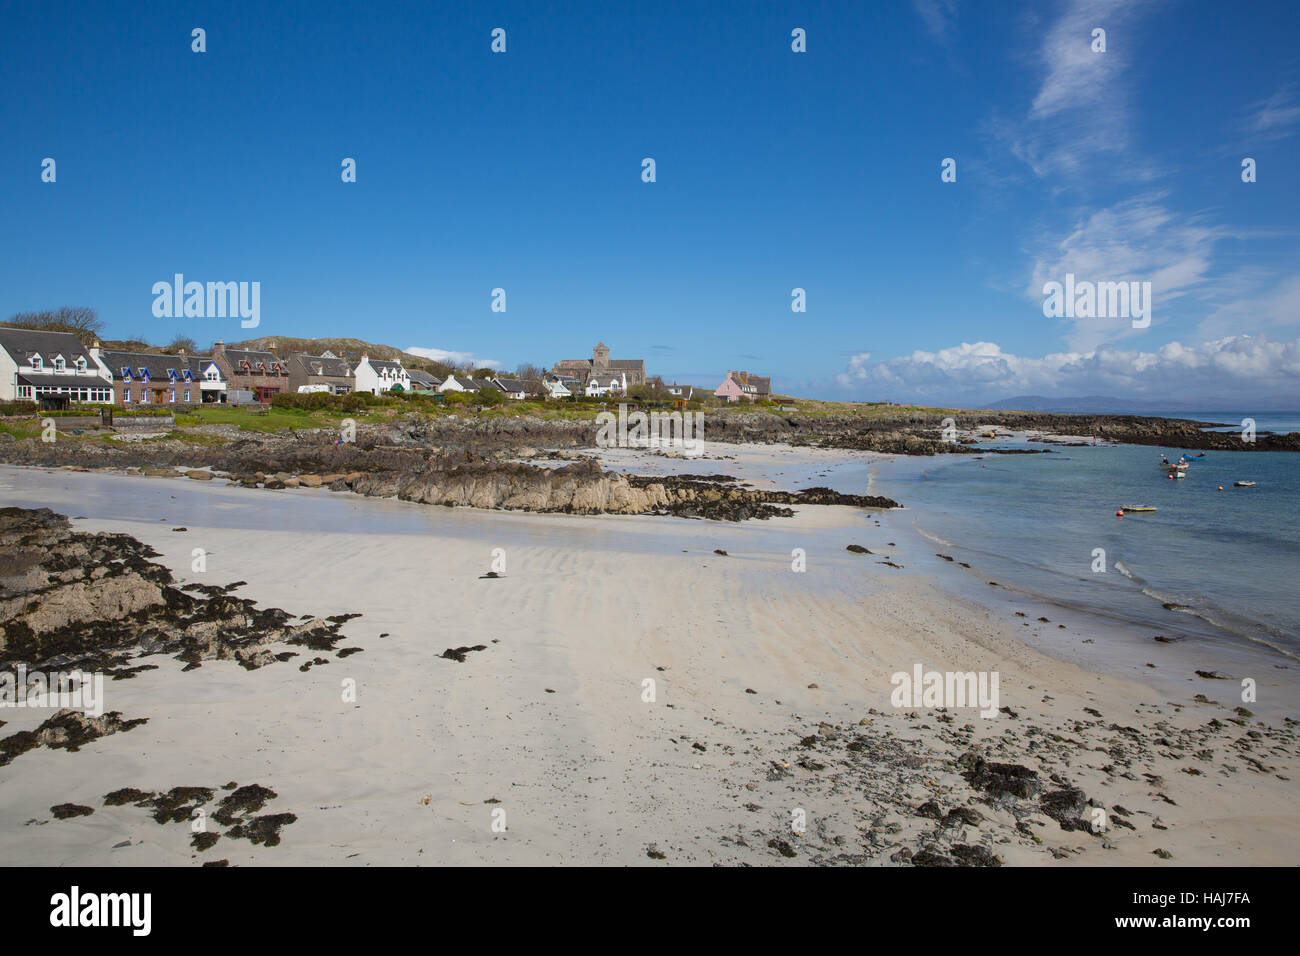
870,438 -> 1300,661
1172,411 -> 1300,434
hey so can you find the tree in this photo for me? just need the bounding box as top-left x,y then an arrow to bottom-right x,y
475,386 -> 504,405
515,363 -> 546,381
164,335 -> 198,354
3,307 -> 103,345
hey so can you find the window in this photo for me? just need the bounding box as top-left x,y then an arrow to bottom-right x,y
169,390 -> 176,403
125,389 -> 132,403
30,355 -> 42,371
54,356 -> 66,371
75,357 -> 86,371
184,389 -> 191,402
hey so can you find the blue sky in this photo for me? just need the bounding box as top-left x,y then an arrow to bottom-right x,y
2,0 -> 1298,405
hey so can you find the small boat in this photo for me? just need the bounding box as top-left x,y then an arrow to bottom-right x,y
1184,453 -> 1206,459
1234,480 -> 1256,487
1168,470 -> 1186,479
1122,505 -> 1158,513
1161,462 -> 1188,471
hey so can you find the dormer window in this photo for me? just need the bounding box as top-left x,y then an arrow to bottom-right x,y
121,367 -> 132,381
75,357 -> 86,371
53,355 -> 66,371
30,354 -> 42,371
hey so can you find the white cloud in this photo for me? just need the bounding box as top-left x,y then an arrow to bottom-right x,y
913,0 -> 958,42
836,336 -> 1300,406
404,346 -> 502,369
1195,273 -> 1300,341
1245,85 -> 1300,141
1028,194 -> 1222,350
1008,0 -> 1153,180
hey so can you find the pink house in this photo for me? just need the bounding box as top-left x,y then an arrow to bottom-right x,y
714,372 -> 746,402
715,370 -> 771,402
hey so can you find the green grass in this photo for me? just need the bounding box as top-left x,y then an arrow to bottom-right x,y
175,406 -> 322,432
0,421 -> 42,440
89,397 -> 982,441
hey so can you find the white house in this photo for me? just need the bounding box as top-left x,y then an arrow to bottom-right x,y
585,372 -> 626,398
353,355 -> 411,395
436,374 -> 490,393
542,376 -> 577,399
489,377 -> 534,400
0,329 -> 114,404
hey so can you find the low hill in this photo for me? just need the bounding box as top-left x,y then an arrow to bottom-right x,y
228,336 -> 453,374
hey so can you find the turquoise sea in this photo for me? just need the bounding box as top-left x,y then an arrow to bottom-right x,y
867,424 -> 1300,661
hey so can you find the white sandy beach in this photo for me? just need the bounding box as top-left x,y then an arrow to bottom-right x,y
0,453 -> 1296,866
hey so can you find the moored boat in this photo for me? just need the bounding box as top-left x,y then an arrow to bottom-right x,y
1122,505 -> 1158,512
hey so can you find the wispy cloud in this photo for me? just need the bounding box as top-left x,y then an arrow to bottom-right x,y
405,346 -> 502,369
1027,193 -> 1222,350
1244,84 -> 1300,142
1006,0 -> 1155,180
1196,273 -> 1300,341
835,335 -> 1300,405
913,0 -> 958,43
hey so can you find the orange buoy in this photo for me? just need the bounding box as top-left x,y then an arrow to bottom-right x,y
1116,510 -> 1123,517
1218,485 -> 1224,491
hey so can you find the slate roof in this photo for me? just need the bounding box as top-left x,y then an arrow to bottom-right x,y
0,328 -> 96,366
223,348 -> 285,370
99,350 -> 218,382
296,352 -> 353,378
406,369 -> 440,386
17,373 -> 102,387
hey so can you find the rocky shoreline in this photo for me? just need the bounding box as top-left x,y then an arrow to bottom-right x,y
0,506 -> 361,858
3,405 -> 1291,524
0,507 -> 361,678
0,434 -> 899,520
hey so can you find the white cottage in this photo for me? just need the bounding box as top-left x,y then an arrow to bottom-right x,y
353,355 -> 411,395
0,329 -> 114,404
